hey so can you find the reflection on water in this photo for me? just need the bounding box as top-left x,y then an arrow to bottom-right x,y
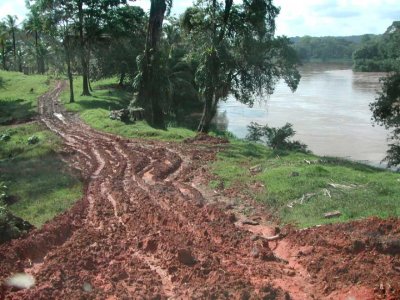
217,63 -> 388,166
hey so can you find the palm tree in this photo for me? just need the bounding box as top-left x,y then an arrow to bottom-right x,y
24,8 -> 45,73
0,22 -> 8,70
5,15 -> 18,71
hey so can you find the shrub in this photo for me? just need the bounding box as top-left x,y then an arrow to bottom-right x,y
246,122 -> 308,153
0,205 -> 34,244
0,182 -> 34,244
370,72 -> 400,167
0,181 -> 8,203
28,135 -> 39,145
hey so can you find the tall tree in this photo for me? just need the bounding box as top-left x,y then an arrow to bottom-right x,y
182,0 -> 301,132
92,5 -> 146,85
0,22 -> 7,70
36,0 -> 77,101
24,3 -> 46,74
370,72 -> 400,167
135,0 -> 172,129
5,15 -> 18,71
77,0 -> 91,95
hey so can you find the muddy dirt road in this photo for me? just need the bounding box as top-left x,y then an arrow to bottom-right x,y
1,82 -> 399,299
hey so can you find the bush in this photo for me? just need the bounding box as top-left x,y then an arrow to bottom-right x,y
370,72 -> 400,167
0,182 -> 34,244
0,205 -> 34,244
0,181 -> 8,203
246,122 -> 308,153
0,129 -> 14,142
28,135 -> 39,145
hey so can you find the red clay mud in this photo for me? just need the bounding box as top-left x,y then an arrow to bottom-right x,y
0,82 -> 399,299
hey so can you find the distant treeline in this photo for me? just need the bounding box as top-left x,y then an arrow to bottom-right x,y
291,21 -> 400,72
353,21 -> 400,72
290,35 -> 362,62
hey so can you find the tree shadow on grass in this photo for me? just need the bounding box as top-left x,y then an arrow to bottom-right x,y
1,155 -> 80,203
0,99 -> 35,125
73,99 -> 124,111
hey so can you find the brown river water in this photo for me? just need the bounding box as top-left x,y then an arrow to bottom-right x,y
217,63 -> 389,166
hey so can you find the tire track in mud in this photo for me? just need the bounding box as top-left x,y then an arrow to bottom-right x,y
2,81 -> 390,299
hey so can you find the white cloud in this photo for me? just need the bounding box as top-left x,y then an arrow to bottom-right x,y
0,0 -> 27,24
274,0 -> 399,36
0,0 -> 398,37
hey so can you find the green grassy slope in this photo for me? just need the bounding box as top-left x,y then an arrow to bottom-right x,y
210,140 -> 400,227
0,70 -> 49,125
61,77 -> 195,141
0,71 -> 82,227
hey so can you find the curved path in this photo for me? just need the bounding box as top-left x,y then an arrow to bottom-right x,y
1,82 -> 399,299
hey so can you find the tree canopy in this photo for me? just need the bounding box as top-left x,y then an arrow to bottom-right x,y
181,0 -> 300,132
353,21 -> 400,72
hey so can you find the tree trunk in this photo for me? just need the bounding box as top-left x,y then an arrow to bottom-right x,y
78,0 -> 91,96
35,31 -> 40,74
12,31 -> 16,71
1,41 -> 6,70
118,71 -> 125,87
197,0 -> 233,133
138,0 -> 167,129
197,92 -> 218,133
65,43 -> 74,103
17,50 -> 22,73
88,78 -> 93,92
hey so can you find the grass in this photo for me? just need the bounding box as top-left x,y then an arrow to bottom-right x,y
61,77 -> 195,141
0,70 -> 82,228
0,70 -> 50,124
2,71 -> 398,229
210,140 -> 400,228
0,123 -> 82,227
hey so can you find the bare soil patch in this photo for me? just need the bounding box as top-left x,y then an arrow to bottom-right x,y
0,81 -> 399,299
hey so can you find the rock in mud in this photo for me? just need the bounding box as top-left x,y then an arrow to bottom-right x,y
143,238 -> 158,252
323,210 -> 341,219
177,248 -> 196,266
227,213 -> 237,223
242,219 -> 260,226
249,164 -> 263,174
379,239 -> 400,255
251,242 -> 275,261
350,240 -> 366,253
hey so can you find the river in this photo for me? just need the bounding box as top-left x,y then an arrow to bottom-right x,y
217,63 -> 389,166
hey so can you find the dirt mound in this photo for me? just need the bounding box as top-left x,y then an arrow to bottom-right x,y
1,82 -> 399,299
184,133 -> 229,144
287,218 -> 400,299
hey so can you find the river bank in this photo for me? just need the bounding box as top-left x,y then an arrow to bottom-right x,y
217,63 -> 388,167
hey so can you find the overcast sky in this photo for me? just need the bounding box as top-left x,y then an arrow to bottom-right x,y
0,0 -> 398,37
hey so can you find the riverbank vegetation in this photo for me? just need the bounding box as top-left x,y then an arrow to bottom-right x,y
1,0 -> 301,132
291,35 -> 360,63
290,21 -> 400,72
210,139 -> 400,228
353,21 -> 400,72
0,1 -> 399,237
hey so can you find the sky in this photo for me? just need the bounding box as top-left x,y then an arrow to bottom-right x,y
0,0 -> 399,37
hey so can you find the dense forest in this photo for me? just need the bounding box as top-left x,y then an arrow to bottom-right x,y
0,0 -> 301,132
290,21 -> 400,72
353,21 -> 400,72
0,3 -> 399,165
290,35 -> 361,62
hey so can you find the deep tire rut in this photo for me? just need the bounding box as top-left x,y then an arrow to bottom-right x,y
2,82 -> 395,299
